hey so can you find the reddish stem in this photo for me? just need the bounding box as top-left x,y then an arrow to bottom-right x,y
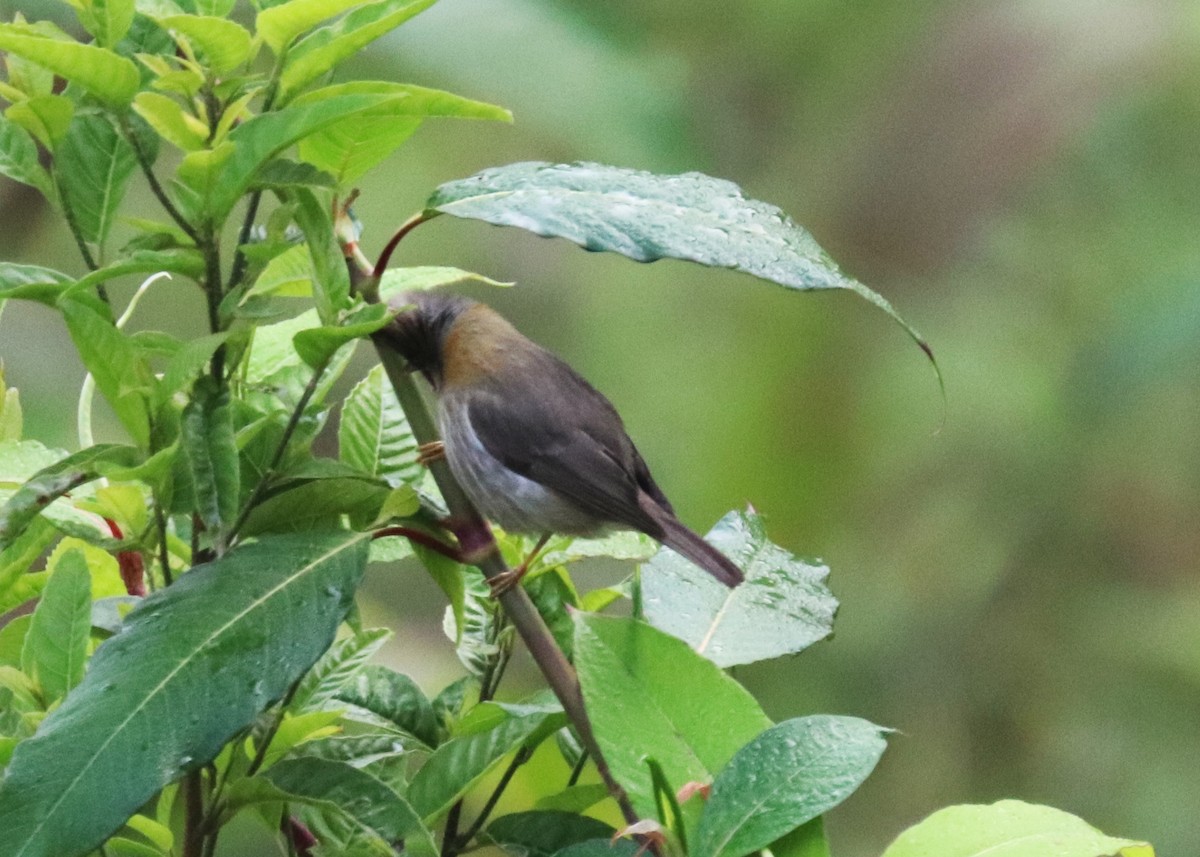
285,817 -> 317,856
372,525 -> 463,562
104,518 -> 147,597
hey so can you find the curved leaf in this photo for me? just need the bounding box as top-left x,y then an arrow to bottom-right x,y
0,531 -> 370,857
278,0 -> 437,103
642,510 -> 837,668
692,716 -> 889,857
0,263 -> 73,306
573,613 -> 771,818
339,365 -> 421,489
291,627 -> 392,713
56,113 -> 138,250
335,664 -> 438,747
0,444 -> 141,552
6,95 -> 74,150
264,758 -> 435,851
427,162 -> 936,364
407,701 -> 566,822
880,800 -> 1154,857
256,0 -> 369,54
0,116 -> 53,198
75,0 -> 135,48
21,551 -> 91,704
185,94 -> 404,222
486,811 -> 615,857
156,15 -> 253,75
0,24 -> 139,106
181,377 -> 239,535
294,81 -> 510,184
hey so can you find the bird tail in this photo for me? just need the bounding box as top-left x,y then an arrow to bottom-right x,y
640,497 -> 744,588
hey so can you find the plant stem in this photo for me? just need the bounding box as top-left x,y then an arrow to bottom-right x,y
153,497 -> 174,586
372,525 -> 463,561
567,748 -> 589,786
121,116 -> 201,244
57,177 -> 108,304
440,800 -> 464,857
226,75 -> 282,291
454,745 -> 532,851
182,770 -> 205,857
227,358 -> 330,542
372,211 -> 438,280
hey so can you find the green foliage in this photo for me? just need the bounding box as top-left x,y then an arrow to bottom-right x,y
880,801 -> 1154,857
0,1 -> 1152,855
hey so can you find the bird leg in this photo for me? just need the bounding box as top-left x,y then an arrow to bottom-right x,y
416,440 -> 445,466
488,532 -> 553,597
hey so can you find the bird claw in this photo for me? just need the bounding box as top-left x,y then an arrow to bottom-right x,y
487,566 -> 528,598
416,440 -> 445,467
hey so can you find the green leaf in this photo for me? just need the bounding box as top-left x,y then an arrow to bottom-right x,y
21,550 -> 92,704
56,112 -> 138,249
0,444 -> 140,552
291,627 -> 391,712
0,375 -> 21,444
290,187 -> 349,321
293,303 -> 394,368
193,0 -> 236,16
4,48 -> 54,98
0,115 -> 53,198
377,265 -> 512,302
59,298 -> 154,446
442,567 -> 505,675
132,91 -> 208,151
156,333 -> 228,404
553,840 -> 641,857
238,475 -> 390,536
0,615 -> 32,668
693,716 -> 889,857
256,0 -> 365,53
186,93 -> 405,222
181,377 -> 239,535
294,82 -> 510,185
0,263 -> 72,306
71,249 -> 205,296
642,510 -> 837,668
525,568 -> 578,657
335,664 -> 438,748
252,159 -> 335,191
880,800 -> 1155,857
537,531 -> 657,570
486,812 -> 614,857
0,24 -> 140,106
339,365 -> 421,489
427,162 -> 936,365
264,757 -> 436,852
5,95 -> 74,150
245,243 -> 313,300
155,15 -> 253,75
408,701 -> 567,822
0,531 -> 370,857
0,518 -> 58,605
573,613 -> 771,818
535,784 -> 610,814
769,818 -> 831,857
76,0 -> 136,47
278,0 -> 438,103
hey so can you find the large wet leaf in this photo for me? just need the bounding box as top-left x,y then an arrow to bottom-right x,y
692,716 -> 889,857
880,801 -> 1155,857
0,531 -> 370,857
426,162 -> 934,362
642,510 -> 836,667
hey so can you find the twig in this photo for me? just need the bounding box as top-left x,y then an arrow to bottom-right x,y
454,746 -> 533,851
227,358 -> 331,542
182,770 -> 205,857
153,497 -> 174,586
372,211 -> 437,280
567,749 -> 589,787
372,525 -> 462,562
57,177 -> 107,304
121,115 -> 201,244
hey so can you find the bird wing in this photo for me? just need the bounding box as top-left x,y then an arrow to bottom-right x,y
464,353 -> 666,536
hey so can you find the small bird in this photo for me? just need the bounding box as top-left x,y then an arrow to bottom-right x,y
382,291 -> 744,592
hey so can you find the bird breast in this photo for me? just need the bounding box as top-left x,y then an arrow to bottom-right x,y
437,392 -> 609,536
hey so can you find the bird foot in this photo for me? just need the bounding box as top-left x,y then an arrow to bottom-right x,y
416,440 -> 445,467
487,565 -> 529,598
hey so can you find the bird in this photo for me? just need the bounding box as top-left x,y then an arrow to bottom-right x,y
380,291 -> 745,593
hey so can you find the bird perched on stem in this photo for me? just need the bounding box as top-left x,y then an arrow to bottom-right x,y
382,291 -> 745,594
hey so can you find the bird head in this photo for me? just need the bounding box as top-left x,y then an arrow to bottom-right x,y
383,291 -> 475,390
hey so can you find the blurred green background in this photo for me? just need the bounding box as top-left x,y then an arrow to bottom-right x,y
3,0 -> 1199,854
